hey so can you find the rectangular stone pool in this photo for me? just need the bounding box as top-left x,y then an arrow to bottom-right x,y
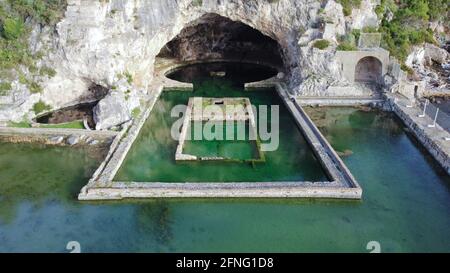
114,80 -> 328,182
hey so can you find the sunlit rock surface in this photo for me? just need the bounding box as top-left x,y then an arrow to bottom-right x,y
1,0 -> 383,123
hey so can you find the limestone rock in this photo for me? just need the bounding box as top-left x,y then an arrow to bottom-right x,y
424,43 -> 449,65
322,0 -> 346,41
383,74 -> 395,87
348,0 -> 380,29
298,29 -> 322,46
49,136 -> 64,144
88,139 -> 99,146
0,79 -> 41,123
406,47 -> 426,67
406,43 -> 450,93
66,135 -> 79,146
277,72 -> 285,79
94,91 -> 132,130
295,45 -> 345,96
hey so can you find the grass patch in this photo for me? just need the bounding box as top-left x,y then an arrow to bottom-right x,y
38,120 -> 84,129
7,121 -> 31,128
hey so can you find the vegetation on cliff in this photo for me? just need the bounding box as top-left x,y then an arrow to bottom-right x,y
376,0 -> 447,62
0,0 -> 67,94
313,39 -> 331,50
337,0 -> 362,16
337,0 -> 448,68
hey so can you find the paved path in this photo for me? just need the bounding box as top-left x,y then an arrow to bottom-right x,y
388,93 -> 450,175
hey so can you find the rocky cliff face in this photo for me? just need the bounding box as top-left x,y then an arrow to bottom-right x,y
1,0 -> 382,126
52,0 -> 320,92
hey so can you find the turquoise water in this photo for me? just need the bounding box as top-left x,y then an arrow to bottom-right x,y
0,106 -> 449,252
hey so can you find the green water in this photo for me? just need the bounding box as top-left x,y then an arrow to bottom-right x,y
114,79 -> 327,182
0,106 -> 449,252
184,121 -> 259,161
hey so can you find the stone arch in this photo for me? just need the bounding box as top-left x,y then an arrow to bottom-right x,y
354,56 -> 382,84
156,13 -> 285,69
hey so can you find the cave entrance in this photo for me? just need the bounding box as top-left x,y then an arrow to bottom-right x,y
157,13 -> 284,69
354,56 -> 382,84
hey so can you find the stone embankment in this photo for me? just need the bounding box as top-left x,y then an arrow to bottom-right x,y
387,93 -> 450,175
0,127 -> 118,146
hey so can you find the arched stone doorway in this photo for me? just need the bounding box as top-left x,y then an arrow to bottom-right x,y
354,56 -> 382,84
156,13 -> 284,68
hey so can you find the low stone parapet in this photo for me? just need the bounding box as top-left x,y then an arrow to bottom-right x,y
388,93 -> 450,175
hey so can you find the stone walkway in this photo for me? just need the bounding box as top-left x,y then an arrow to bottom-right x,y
388,93 -> 450,175
296,96 -> 384,106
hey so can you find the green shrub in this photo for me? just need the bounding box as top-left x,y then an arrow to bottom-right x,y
0,0 -> 67,83
337,0 -> 362,16
351,29 -> 361,43
312,39 -> 330,50
361,26 -> 378,33
29,81 -> 43,93
124,71 -> 133,84
401,64 -> 414,75
0,81 -> 12,95
18,73 -> 28,84
131,107 -> 141,118
33,100 -> 51,114
2,17 -> 25,40
39,66 -> 57,77
376,0 -> 442,65
427,0 -> 448,20
337,42 -> 357,51
375,0 -> 398,17
8,0 -> 68,26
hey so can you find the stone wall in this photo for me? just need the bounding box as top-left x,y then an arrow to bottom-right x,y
0,127 -> 117,146
387,95 -> 450,175
335,49 -> 390,84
